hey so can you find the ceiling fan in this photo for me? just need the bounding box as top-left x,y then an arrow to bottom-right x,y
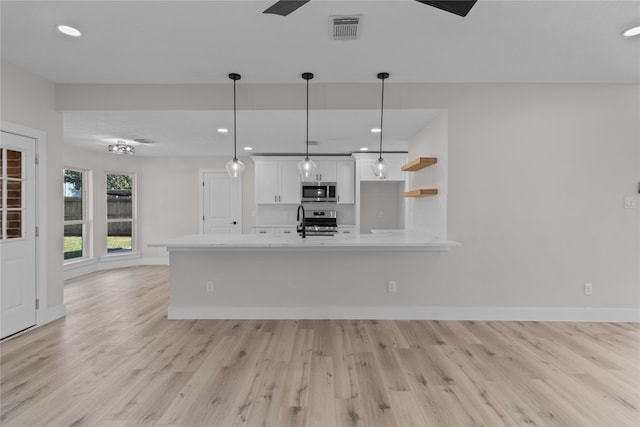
263,0 -> 478,17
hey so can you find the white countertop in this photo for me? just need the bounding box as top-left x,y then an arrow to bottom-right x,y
150,231 -> 459,251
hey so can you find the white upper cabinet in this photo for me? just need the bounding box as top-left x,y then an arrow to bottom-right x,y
336,160 -> 355,204
301,160 -> 337,182
278,161 -> 302,203
254,159 -> 301,204
253,156 -> 354,205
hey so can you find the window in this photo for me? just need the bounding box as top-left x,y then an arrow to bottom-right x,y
64,168 -> 89,261
106,173 -> 134,254
1,149 -> 24,240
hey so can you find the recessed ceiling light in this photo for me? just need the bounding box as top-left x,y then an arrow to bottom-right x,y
623,25 -> 640,37
217,128 -> 229,133
57,25 -> 82,37
243,146 -> 253,151
359,147 -> 369,151
370,128 -> 381,133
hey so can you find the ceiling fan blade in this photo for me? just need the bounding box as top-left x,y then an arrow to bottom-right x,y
263,0 -> 311,16
415,0 -> 478,17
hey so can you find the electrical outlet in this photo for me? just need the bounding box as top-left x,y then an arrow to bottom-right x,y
624,196 -> 637,209
584,283 -> 593,296
387,280 -> 397,293
206,281 -> 214,292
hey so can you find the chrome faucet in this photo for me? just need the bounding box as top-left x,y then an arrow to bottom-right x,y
296,204 -> 306,238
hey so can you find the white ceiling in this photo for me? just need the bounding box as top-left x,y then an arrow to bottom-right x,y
2,0 -> 639,156
63,109 -> 443,156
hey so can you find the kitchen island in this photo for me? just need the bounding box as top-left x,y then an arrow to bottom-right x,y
151,232 -> 459,319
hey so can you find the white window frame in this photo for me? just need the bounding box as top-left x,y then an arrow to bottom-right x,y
63,167 -> 91,264
104,171 -> 137,257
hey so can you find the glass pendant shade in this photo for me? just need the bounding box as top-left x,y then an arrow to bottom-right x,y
298,157 -> 317,178
226,158 -> 245,178
371,157 -> 386,178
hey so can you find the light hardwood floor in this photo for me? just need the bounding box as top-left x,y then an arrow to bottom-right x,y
1,266 -> 638,427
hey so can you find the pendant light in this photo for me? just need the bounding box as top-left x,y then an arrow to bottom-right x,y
298,72 -> 317,179
372,72 -> 389,178
225,73 -> 245,178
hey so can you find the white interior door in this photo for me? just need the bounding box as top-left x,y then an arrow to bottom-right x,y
202,171 -> 242,234
1,131 -> 36,339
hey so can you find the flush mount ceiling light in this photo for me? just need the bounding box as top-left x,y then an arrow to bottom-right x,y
243,146 -> 253,151
298,72 -> 317,179
108,141 -> 134,155
57,24 -> 82,37
371,72 -> 389,178
370,128 -> 381,133
225,73 -> 245,178
623,25 -> 640,37
217,128 -> 229,133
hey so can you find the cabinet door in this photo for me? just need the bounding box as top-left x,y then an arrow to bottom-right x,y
338,227 -> 357,235
300,160 -> 337,182
255,162 -> 279,204
252,227 -> 275,235
276,227 -> 297,237
336,160 -> 355,204
279,161 -> 301,203
316,160 -> 337,182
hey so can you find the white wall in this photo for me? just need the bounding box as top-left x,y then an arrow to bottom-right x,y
28,80 -> 640,317
1,60 -> 65,314
63,148 -> 255,264
360,182 -> 403,233
406,110 -> 448,237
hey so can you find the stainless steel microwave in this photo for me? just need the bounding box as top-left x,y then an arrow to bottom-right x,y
301,182 -> 337,202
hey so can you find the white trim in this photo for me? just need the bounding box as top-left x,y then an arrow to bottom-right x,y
167,305 -> 640,323
64,256 -> 169,280
198,168 -> 243,234
1,121 -> 49,329
63,166 -> 91,261
42,303 -> 66,324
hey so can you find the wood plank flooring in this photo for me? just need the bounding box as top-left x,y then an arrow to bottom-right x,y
1,266 -> 638,426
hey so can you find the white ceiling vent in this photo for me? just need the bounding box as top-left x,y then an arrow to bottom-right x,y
330,16 -> 361,41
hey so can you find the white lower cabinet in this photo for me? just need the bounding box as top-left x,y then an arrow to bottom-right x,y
276,227 -> 297,237
252,227 -> 298,236
338,226 -> 357,235
251,227 -> 275,235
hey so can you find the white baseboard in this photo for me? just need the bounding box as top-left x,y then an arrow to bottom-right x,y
64,257 -> 169,280
42,303 -> 66,324
167,305 -> 640,323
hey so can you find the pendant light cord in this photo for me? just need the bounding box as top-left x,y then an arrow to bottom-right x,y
301,72 -> 314,161
378,74 -> 386,161
306,76 -> 309,160
233,77 -> 237,161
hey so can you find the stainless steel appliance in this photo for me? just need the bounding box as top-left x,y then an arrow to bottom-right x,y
297,208 -> 338,237
301,182 -> 337,203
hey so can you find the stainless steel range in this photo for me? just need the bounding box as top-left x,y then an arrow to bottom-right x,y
297,209 -> 337,237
